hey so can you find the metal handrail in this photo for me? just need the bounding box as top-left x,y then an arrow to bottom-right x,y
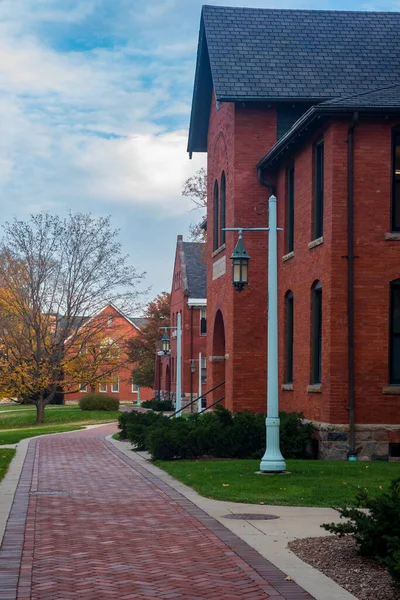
197,395 -> 225,416
169,381 -> 225,418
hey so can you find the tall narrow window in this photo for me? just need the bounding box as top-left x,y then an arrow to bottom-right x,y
390,280 -> 400,384
392,131 -> 400,231
286,164 -> 294,253
213,180 -> 219,251
220,172 -> 226,245
200,308 -> 207,335
314,140 -> 324,240
285,291 -> 294,383
311,281 -> 322,384
111,378 -> 119,393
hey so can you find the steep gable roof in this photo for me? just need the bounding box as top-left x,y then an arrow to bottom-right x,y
182,242 -> 207,299
188,6 -> 400,154
321,83 -> 400,109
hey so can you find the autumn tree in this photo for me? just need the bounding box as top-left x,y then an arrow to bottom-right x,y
126,292 -> 170,388
0,212 -> 145,423
182,167 -> 207,242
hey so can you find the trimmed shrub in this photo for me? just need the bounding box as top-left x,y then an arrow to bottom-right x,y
279,411 -> 315,459
323,478 -> 400,585
79,394 -> 119,411
120,405 -> 314,462
141,399 -> 173,411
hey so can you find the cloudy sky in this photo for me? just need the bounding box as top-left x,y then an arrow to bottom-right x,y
0,0 -> 399,308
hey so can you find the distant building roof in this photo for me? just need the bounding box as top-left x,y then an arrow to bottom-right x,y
188,6 -> 400,154
177,240 -> 207,299
128,317 -> 147,330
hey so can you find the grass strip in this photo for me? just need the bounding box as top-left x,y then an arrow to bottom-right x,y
156,458 -> 400,508
0,449 -> 16,482
0,425 -> 86,445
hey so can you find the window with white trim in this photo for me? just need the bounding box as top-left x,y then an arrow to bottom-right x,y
131,382 -> 139,393
99,382 -> 107,393
201,356 -> 207,385
111,378 -> 119,393
200,308 -> 207,335
79,383 -> 88,393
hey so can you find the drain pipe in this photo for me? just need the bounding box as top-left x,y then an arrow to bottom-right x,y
347,112 -> 359,461
257,166 -> 275,195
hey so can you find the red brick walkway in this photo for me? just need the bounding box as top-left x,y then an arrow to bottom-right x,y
0,426 -> 314,600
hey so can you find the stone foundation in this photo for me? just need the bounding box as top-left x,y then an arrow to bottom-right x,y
310,421 -> 400,461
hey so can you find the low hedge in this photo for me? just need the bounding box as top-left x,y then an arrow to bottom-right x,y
79,394 -> 120,411
117,406 -> 315,460
141,399 -> 174,411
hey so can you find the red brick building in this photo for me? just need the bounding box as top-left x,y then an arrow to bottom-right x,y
65,304 -> 153,405
155,236 -> 207,410
188,6 -> 400,459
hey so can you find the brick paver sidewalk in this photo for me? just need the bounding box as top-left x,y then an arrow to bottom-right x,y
0,426 -> 314,600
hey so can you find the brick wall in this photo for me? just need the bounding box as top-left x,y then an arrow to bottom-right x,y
65,304 -> 153,404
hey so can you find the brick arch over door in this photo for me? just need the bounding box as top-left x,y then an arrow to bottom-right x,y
211,309 -> 226,407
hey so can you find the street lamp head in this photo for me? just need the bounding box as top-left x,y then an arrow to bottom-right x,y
161,331 -> 170,354
230,231 -> 250,292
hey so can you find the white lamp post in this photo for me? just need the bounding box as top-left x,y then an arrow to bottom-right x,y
159,317 -> 182,417
224,194 -> 286,472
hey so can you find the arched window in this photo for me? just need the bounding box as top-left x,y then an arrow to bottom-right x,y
213,180 -> 219,251
390,279 -> 400,384
311,281 -> 322,384
220,172 -> 226,246
285,291 -> 294,384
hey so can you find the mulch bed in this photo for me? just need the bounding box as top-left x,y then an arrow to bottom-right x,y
289,536 -> 400,600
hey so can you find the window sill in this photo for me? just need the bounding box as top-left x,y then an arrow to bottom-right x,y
282,383 -> 293,391
282,251 -> 294,263
307,384 -> 322,393
382,387 -> 400,395
308,237 -> 323,250
385,233 -> 400,241
212,244 -> 226,258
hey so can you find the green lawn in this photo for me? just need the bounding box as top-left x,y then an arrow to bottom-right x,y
0,425 -> 86,445
0,405 -> 120,445
0,449 -> 16,482
156,459 -> 400,507
0,406 -> 120,429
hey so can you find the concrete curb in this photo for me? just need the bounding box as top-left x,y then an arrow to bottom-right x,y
107,435 -> 357,600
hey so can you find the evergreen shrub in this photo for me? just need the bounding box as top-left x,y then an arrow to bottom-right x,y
323,478 -> 400,585
141,399 -> 173,411
118,405 -> 314,461
79,394 -> 120,411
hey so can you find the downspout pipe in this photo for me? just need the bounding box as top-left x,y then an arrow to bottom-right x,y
347,112 -> 359,461
257,166 -> 275,195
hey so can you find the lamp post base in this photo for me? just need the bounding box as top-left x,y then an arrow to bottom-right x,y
259,417 -> 287,473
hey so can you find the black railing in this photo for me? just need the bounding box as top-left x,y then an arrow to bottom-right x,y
168,381 -> 225,418
197,395 -> 225,416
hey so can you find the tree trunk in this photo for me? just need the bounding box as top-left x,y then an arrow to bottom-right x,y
35,401 -> 45,424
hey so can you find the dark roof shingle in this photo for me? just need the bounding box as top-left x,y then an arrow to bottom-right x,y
321,84 -> 400,108
181,242 -> 206,299
203,6 -> 400,101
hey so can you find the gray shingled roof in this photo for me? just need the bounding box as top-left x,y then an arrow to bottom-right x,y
188,6 -> 400,154
182,242 -> 206,298
203,6 -> 400,101
321,84 -> 400,108
128,317 -> 148,330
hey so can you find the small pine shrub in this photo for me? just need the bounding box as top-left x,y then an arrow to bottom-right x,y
123,410 -> 166,450
141,399 -> 173,411
79,394 -> 119,411
323,478 -> 400,585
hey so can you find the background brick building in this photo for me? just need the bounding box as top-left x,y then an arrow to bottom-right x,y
65,304 -> 153,405
156,236 -> 207,410
188,6 -> 400,459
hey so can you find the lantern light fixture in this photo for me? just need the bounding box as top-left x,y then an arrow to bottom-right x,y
161,330 -> 170,354
230,230 -> 251,292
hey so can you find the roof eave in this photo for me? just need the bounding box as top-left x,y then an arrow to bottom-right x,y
258,105 -> 400,170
